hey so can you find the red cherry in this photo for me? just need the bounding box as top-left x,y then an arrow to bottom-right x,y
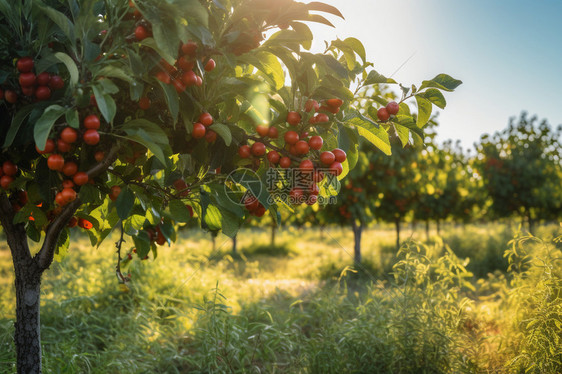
386,101 -> 400,115
251,142 -> 266,156
35,86 -> 51,101
109,185 -> 121,201
256,125 -> 269,137
83,114 -> 101,130
267,150 -> 280,164
138,97 -> 151,110
326,98 -> 343,108
308,135 -> 323,150
315,113 -> 329,123
279,156 -> 291,168
60,127 -> 78,144
47,154 -> 65,171
329,161 -> 343,176
135,25 -> 149,41
195,75 -> 203,87
204,59 -> 216,72
238,145 -> 251,158
73,172 -> 89,186
155,71 -> 171,84
205,130 -> 217,143
83,129 -> 100,145
192,123 -> 206,139
320,151 -> 335,165
21,86 -> 34,97
2,161 -> 18,176
67,217 -> 78,228
181,41 -> 198,57
253,205 -> 266,217
268,127 -> 278,138
377,107 -> 390,122
16,57 -> 34,73
289,188 -> 304,204
94,151 -> 104,162
299,159 -> 314,172
173,79 -> 186,93
295,140 -> 309,155
49,75 -> 65,90
0,175 -> 14,189
287,111 -> 301,126
4,90 -> 17,104
36,72 -> 51,86
61,188 -> 77,204
19,72 -> 36,87
332,148 -> 347,163
36,138 -> 55,154
57,139 -> 72,153
244,195 -> 260,212
181,70 -> 198,86
62,161 -> 78,177
62,180 -> 74,189
177,56 -> 195,71
310,183 -> 320,196
305,99 -> 319,113
284,131 -> 299,145
199,113 -> 213,126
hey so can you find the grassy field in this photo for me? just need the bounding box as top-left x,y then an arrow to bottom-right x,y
0,223 -> 561,373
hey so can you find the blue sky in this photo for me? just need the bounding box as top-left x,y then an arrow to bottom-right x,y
307,0 -> 562,150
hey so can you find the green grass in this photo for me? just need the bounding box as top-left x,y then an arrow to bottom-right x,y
0,223 -> 561,373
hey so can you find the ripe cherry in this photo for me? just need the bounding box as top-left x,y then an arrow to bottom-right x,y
60,127 -> 78,143
155,71 -> 171,84
236,145 -> 250,159
83,129 -> 100,145
138,97 -> 151,110
67,217 -> 78,228
312,170 -> 324,183
268,127 -> 279,138
205,130 -> 217,143
295,140 -> 309,155
326,98 -> 343,108
73,172 -> 89,186
0,175 -> 13,190
305,99 -> 319,113
21,86 -> 34,97
35,138 -> 54,154
181,41 -> 198,57
289,188 -> 304,204
57,139 -> 71,153
267,150 -> 280,164
192,123 -> 206,139
62,180 -> 74,189
329,161 -> 343,176
2,161 -> 18,176
135,25 -> 149,41
109,185 -> 121,201
36,72 -> 50,86
299,159 -> 314,172
181,70 -> 198,86
244,195 -> 260,212
35,86 -> 51,101
332,148 -> 347,163
386,101 -> 400,115
279,156 -> 291,168
287,111 -> 301,126
251,142 -> 266,156
177,56 -> 195,71
199,113 -> 213,126
256,125 -> 269,137
49,75 -> 64,90
173,79 -> 186,93
308,135 -> 323,150
377,107 -> 390,122
19,72 -> 36,87
4,90 -> 17,104
284,130 -> 299,145
55,192 -> 65,206
16,57 -> 34,73
94,151 -> 105,162
195,75 -> 203,87
253,205 -> 266,217
62,161 -> 78,177
47,154 -> 65,171
315,113 -> 329,123
61,188 -> 77,204
204,58 -> 216,72
320,151 -> 335,165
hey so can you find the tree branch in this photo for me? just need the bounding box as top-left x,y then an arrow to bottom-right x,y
35,143 -> 121,271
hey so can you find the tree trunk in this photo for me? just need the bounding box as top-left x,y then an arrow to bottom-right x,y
351,221 -> 362,264
527,210 -> 534,235
436,219 -> 440,236
425,220 -> 430,242
319,226 -> 325,240
270,224 -> 276,247
232,235 -> 237,254
395,218 -> 401,249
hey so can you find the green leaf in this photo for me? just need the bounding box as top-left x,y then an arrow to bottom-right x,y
209,123 -> 232,146
34,105 -> 65,151
419,88 -> 447,109
3,105 -> 33,148
54,52 -> 79,86
53,228 -> 70,262
169,200 -> 192,223
157,81 -> 179,124
125,214 -> 146,231
133,230 -> 151,258
347,113 -> 391,155
419,74 -> 462,92
415,95 -> 432,128
306,2 -> 344,18
394,124 -> 410,147
204,204 -> 222,231
343,37 -> 366,63
121,119 -> 168,144
36,3 -> 75,44
330,39 -> 356,70
221,209 -> 241,238
96,66 -> 134,83
124,132 -> 168,166
115,186 -> 135,220
92,85 -> 116,124
65,108 -> 79,129
364,70 -> 396,85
